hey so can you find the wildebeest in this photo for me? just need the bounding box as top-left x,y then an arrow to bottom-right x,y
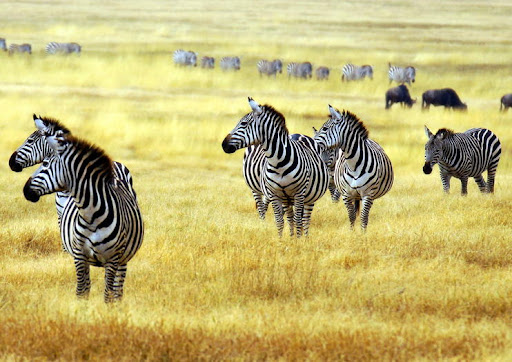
500,93 -> 512,111
385,84 -> 416,109
422,88 -> 467,110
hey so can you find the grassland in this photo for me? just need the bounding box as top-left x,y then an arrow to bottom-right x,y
1,0 -> 512,360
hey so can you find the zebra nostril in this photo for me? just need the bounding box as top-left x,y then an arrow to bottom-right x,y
9,152 -> 22,172
23,179 -> 40,202
423,163 -> 432,174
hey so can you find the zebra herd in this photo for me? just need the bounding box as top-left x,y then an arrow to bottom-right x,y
223,98 -> 501,238
0,38 -> 81,55
9,115 -> 144,303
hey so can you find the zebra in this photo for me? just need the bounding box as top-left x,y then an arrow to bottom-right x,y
388,63 -> 416,85
173,49 -> 197,67
23,129 -> 144,303
9,114 -> 136,252
312,127 -> 341,203
201,56 -> 215,69
287,62 -> 313,79
222,98 -> 329,237
45,42 -> 81,54
257,59 -> 283,77
220,56 -> 241,71
314,106 -> 394,231
315,66 -> 330,80
0,38 -> 6,51
8,43 -> 31,55
423,126 -> 501,195
341,64 -> 373,81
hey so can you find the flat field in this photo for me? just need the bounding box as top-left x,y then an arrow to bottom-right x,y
1,0 -> 512,360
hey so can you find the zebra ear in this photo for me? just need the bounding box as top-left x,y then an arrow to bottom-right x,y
312,126 -> 318,135
248,97 -> 262,115
424,126 -> 433,139
328,105 -> 341,119
34,115 -> 47,131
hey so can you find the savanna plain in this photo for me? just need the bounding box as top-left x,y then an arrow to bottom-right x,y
1,0 -> 512,360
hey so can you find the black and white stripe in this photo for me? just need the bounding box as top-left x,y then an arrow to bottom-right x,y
173,49 -> 197,67
388,63 -> 415,85
45,42 -> 81,54
23,129 -> 144,303
220,56 -> 241,70
257,59 -> 283,77
201,56 -> 215,69
314,106 -> 394,231
423,127 -> 501,195
8,43 -> 31,55
341,64 -> 373,81
222,98 -> 329,237
287,62 -> 313,79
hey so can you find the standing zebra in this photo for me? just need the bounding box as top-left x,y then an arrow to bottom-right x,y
0,38 -> 6,51
315,66 -> 330,80
423,126 -> 501,195
23,130 -> 144,303
222,98 -> 329,237
257,59 -> 283,77
388,63 -> 416,85
220,56 -> 241,71
8,43 -> 31,55
341,64 -> 373,81
314,106 -> 394,231
173,49 -> 197,67
45,42 -> 81,54
287,62 -> 313,79
201,56 -> 215,69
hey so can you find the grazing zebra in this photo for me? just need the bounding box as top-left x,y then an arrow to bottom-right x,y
257,59 -> 283,77
314,106 -> 394,231
315,66 -> 330,80
0,38 -> 6,51
173,49 -> 197,67
9,115 -> 136,253
201,56 -> 215,69
287,62 -> 313,79
423,126 -> 501,195
23,130 -> 144,303
222,98 -> 329,237
341,64 -> 373,81
8,43 -> 31,55
45,42 -> 81,54
388,63 -> 415,85
220,56 -> 241,71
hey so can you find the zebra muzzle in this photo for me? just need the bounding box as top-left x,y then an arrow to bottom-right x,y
222,135 -> 237,154
8,152 -> 23,172
23,179 -> 40,202
423,162 -> 433,175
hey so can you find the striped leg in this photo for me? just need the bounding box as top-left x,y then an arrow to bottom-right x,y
487,166 -> 499,193
284,205 -> 295,237
252,191 -> 268,219
440,172 -> 451,193
104,259 -> 120,303
360,196 -> 374,231
473,175 -> 487,193
302,204 -> 314,237
271,200 -> 285,238
343,197 -> 358,229
293,194 -> 305,238
74,259 -> 91,299
113,264 -> 127,300
460,177 -> 469,196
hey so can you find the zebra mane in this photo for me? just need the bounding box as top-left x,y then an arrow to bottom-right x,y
436,128 -> 455,138
36,115 -> 71,134
66,135 -> 114,181
338,110 -> 369,140
261,104 -> 289,134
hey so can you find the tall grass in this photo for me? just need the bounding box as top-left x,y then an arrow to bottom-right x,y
1,0 -> 512,360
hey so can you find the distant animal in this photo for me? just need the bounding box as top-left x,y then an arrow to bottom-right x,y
388,63 -> 415,85
499,93 -> 512,111
287,62 -> 313,79
257,59 -> 283,77
385,84 -> 416,109
422,88 -> 467,110
315,66 -> 330,80
314,106 -> 394,231
222,98 -> 329,237
8,43 -> 31,55
423,126 -> 501,195
23,128 -> 144,303
201,56 -> 215,69
45,42 -> 81,54
220,56 -> 241,71
173,49 -> 197,67
341,64 -> 373,81
0,38 -> 6,51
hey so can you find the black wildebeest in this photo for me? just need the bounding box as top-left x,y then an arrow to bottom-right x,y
422,88 -> 467,110
385,84 -> 416,109
500,93 -> 512,111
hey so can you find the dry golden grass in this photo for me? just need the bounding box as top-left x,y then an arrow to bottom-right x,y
1,0 -> 512,360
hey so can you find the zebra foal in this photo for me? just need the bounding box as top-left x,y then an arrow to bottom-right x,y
314,106 -> 393,231
23,129 -> 144,303
423,126 -> 501,195
222,98 -> 329,237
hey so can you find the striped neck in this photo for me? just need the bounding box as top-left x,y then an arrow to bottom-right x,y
256,106 -> 291,167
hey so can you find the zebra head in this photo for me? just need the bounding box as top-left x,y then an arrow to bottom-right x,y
423,126 -> 446,174
222,97 -> 263,154
9,114 -> 71,172
23,130 -> 69,202
313,105 -> 344,151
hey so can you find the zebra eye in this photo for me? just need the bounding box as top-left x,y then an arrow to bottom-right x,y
42,159 -> 50,167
